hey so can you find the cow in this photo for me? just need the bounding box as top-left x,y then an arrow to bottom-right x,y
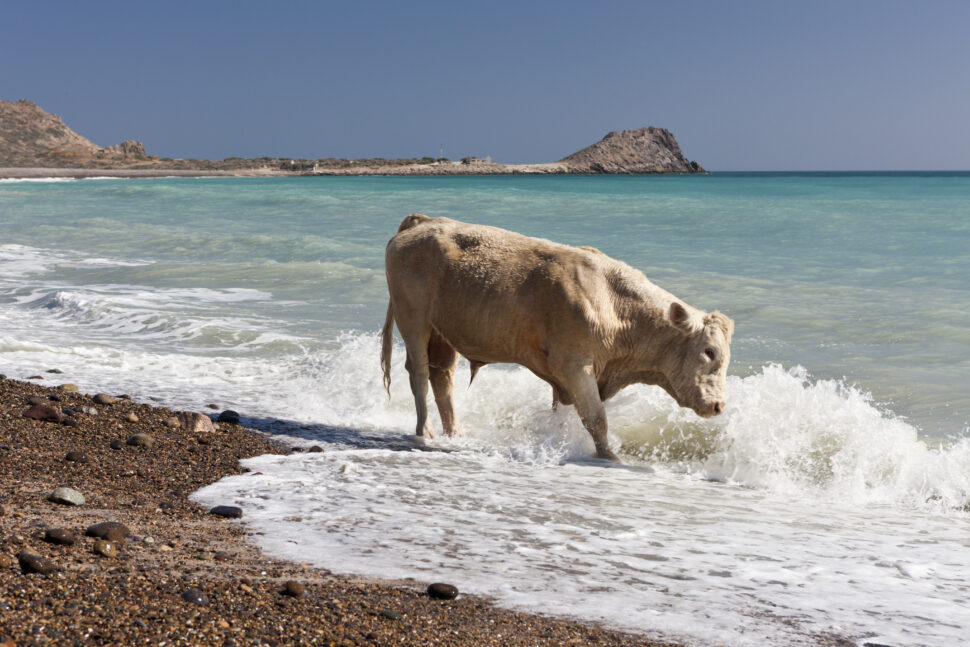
380,213 -> 734,461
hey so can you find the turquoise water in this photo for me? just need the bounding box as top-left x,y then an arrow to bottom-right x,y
3,173 -> 969,435
4,173 -> 970,645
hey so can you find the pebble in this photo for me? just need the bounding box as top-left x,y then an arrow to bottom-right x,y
158,545 -> 173,552
28,396 -> 47,406
142,536 -> 155,545
109,439 -> 124,450
283,580 -> 305,598
181,587 -> 208,606
48,393 -> 61,402
210,505 -> 243,519
427,583 -> 459,600
83,406 -> 98,416
0,554 -> 12,568
126,433 -> 154,449
125,412 -> 139,423
43,528 -> 77,546
48,487 -> 85,506
17,552 -> 56,575
379,609 -> 403,620
22,404 -> 64,423
65,451 -> 89,463
47,368 -> 63,374
207,403 -> 220,410
308,445 -> 324,453
177,411 -> 216,433
93,393 -> 117,405
164,416 -> 180,428
62,416 -> 79,427
86,521 -> 130,542
217,410 -> 241,424
58,383 -> 79,392
92,540 -> 118,558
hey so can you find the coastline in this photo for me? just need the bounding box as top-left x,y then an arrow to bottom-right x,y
0,372 -> 686,646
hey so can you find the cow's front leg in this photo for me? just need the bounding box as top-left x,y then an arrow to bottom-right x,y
566,369 -> 619,462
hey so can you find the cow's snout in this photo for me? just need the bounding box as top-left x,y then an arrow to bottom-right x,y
695,400 -> 725,418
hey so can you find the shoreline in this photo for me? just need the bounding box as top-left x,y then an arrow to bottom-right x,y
0,372 -> 687,646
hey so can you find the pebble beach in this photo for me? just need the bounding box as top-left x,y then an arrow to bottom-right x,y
0,372 -> 688,647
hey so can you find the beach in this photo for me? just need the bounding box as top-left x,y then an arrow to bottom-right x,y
0,373 -> 692,646
2,174 -> 969,646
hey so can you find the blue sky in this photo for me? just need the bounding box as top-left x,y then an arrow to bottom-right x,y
2,1 -> 968,170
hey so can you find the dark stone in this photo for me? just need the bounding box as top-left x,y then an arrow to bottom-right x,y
207,403 -> 220,410
93,393 -> 116,405
22,404 -> 64,423
109,439 -> 124,450
308,445 -> 324,453
379,609 -> 403,620
283,580 -> 305,597
17,552 -> 56,575
28,396 -> 47,406
61,408 -> 80,417
132,619 -> 147,629
86,521 -> 130,542
209,505 -> 243,519
126,433 -> 154,449
61,416 -> 79,427
427,583 -> 459,600
43,528 -> 77,546
64,452 -> 91,463
181,587 -> 208,606
217,410 -> 241,424
48,393 -> 61,402
47,368 -> 63,374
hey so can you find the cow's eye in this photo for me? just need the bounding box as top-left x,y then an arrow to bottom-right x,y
704,348 -> 716,361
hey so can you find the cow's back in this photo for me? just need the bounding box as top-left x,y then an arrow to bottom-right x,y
385,216 -> 621,365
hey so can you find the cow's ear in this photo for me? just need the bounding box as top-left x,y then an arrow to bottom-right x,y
669,302 -> 700,334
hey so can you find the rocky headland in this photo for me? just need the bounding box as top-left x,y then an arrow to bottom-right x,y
1,99 -> 705,178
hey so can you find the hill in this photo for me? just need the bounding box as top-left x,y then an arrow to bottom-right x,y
559,127 -> 704,174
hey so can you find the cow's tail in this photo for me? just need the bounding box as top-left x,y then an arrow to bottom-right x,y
380,301 -> 395,398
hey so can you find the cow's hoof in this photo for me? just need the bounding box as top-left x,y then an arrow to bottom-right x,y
596,449 -> 620,462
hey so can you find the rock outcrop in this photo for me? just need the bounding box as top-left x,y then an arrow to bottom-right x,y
559,127 -> 704,174
0,99 -> 147,166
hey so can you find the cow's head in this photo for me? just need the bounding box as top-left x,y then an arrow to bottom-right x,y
662,302 -> 734,418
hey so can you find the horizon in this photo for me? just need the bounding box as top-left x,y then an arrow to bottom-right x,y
2,1 -> 969,172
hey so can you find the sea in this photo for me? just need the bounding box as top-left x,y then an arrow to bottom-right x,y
2,173 -> 969,646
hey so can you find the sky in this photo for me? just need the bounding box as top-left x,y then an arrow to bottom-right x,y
2,0 -> 968,171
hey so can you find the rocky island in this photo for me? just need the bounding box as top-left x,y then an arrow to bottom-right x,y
1,99 -> 705,178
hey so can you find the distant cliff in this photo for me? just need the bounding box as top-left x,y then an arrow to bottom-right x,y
559,127 -> 704,174
1,99 -> 705,175
0,99 -> 146,166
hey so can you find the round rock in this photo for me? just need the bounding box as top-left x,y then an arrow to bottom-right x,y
86,521 -> 130,542
125,412 -> 139,423
181,587 -> 208,606
427,582 -> 459,600
18,552 -> 56,575
49,487 -> 85,506
217,410 -> 241,424
126,433 -> 154,449
65,451 -> 89,463
283,580 -> 305,597
209,505 -> 243,519
109,439 -> 124,450
43,528 -> 77,546
28,396 -> 47,406
93,393 -> 117,405
308,445 -> 324,453
58,383 -> 79,392
92,539 -> 118,558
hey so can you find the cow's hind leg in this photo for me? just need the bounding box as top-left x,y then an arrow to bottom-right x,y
428,331 -> 462,437
401,329 -> 435,438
